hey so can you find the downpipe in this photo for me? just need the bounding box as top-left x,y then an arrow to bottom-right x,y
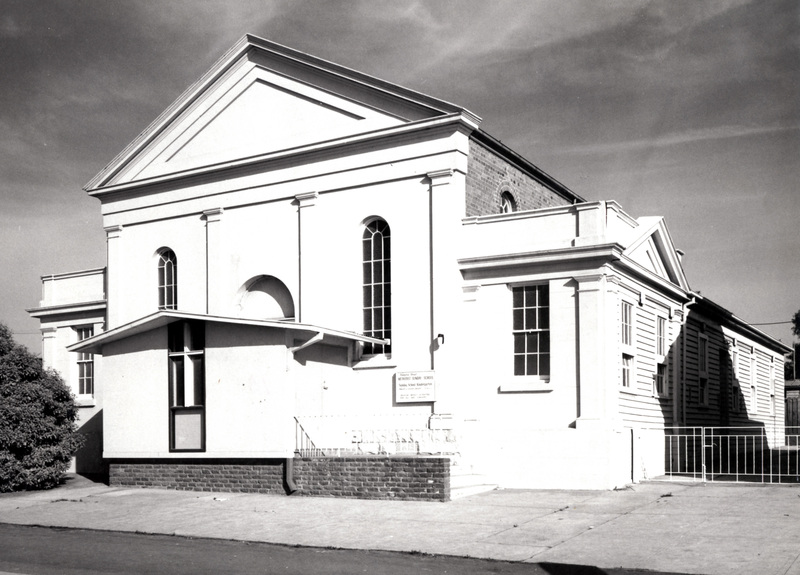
285,457 -> 299,495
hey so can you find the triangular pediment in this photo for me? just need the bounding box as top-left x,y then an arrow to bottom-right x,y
122,68 -> 405,183
624,217 -> 690,290
87,35 -> 471,190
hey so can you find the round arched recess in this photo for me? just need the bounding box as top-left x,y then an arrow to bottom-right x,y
236,275 -> 295,320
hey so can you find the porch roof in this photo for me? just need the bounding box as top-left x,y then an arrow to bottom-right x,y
67,310 -> 389,355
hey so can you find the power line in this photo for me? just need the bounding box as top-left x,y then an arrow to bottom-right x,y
750,321 -> 792,326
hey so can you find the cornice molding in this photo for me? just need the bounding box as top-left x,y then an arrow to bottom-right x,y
87,113 -> 474,200
458,243 -> 624,272
27,300 -> 108,319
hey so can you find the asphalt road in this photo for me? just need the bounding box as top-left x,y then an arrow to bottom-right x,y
0,523 -> 699,575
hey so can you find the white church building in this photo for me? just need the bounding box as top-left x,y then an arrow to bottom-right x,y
29,35 -> 789,498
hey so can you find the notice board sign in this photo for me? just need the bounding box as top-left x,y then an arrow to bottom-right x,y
395,371 -> 435,403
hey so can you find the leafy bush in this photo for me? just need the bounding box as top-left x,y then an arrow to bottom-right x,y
0,323 -> 84,492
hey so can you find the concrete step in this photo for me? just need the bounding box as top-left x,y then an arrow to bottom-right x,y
449,472 -> 497,500
450,482 -> 497,500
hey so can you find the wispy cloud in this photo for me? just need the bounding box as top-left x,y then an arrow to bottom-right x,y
562,124 -> 800,155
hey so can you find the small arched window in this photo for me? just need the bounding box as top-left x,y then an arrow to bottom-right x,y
500,191 -> 517,214
362,219 -> 391,355
158,249 -> 178,310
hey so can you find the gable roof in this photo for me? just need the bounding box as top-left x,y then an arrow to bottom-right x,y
84,34 -> 481,193
621,216 -> 690,291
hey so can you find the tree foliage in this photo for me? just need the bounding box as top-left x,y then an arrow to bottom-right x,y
0,323 -> 84,492
793,310 -> 800,338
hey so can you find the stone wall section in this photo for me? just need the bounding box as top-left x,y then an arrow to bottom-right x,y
109,456 -> 451,502
465,138 -> 572,217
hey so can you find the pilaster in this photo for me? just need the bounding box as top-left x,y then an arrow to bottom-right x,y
105,225 -> 123,328
295,191 -> 318,323
574,271 -> 619,429
40,327 -> 57,370
203,208 -> 224,315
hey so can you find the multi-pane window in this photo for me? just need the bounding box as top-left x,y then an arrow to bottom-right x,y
76,327 -> 94,396
699,377 -> 709,405
621,301 -> 633,346
656,316 -> 666,356
621,354 -> 633,388
168,321 -> 205,451
362,220 -> 391,355
158,249 -> 178,310
698,333 -> 708,375
655,363 -> 667,396
512,285 -> 550,377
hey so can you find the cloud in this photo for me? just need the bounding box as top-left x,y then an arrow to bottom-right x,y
562,124 -> 800,155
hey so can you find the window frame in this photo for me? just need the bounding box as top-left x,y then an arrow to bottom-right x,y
361,219 -> 391,356
168,320 -> 205,452
656,316 -> 667,358
698,330 -> 709,406
158,249 -> 178,311
500,191 -> 517,214
511,284 -> 550,380
619,299 -> 636,390
621,353 -> 634,389
75,326 -> 94,397
620,300 -> 634,349
654,363 -> 667,397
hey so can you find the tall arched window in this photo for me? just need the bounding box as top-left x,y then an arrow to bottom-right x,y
158,249 -> 178,310
362,219 -> 391,355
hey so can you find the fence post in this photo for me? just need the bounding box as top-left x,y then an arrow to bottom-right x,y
701,427 -> 706,483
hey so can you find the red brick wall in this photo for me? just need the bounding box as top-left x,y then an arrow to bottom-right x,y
108,457 -> 451,502
466,139 -> 572,216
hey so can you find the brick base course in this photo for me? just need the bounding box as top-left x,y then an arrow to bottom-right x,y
108,456 -> 451,502
294,457 -> 450,502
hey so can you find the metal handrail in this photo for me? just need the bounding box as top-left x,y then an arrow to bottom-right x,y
294,417 -> 324,458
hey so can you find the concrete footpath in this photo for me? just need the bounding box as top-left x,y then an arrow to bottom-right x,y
1,476 -> 799,575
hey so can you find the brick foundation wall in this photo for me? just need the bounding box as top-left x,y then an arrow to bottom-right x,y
109,459 -> 286,494
108,457 -> 451,502
466,138 -> 572,216
294,457 -> 450,502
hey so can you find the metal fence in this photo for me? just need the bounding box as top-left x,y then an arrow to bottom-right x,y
294,414 -> 460,457
658,426 -> 800,483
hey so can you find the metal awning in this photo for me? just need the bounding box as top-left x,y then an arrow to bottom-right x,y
67,310 -> 389,355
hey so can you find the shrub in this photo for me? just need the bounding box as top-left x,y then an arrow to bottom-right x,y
0,323 -> 84,492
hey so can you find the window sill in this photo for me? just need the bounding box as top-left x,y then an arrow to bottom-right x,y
353,355 -> 396,370
499,380 -> 552,393
76,397 -> 96,408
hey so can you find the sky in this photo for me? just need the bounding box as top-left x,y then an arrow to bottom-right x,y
1,0 -> 798,354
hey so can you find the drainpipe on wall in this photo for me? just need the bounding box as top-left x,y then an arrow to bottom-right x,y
680,297 -> 697,426
285,457 -> 299,495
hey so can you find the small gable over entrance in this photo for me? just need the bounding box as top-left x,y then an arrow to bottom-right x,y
623,217 -> 689,290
